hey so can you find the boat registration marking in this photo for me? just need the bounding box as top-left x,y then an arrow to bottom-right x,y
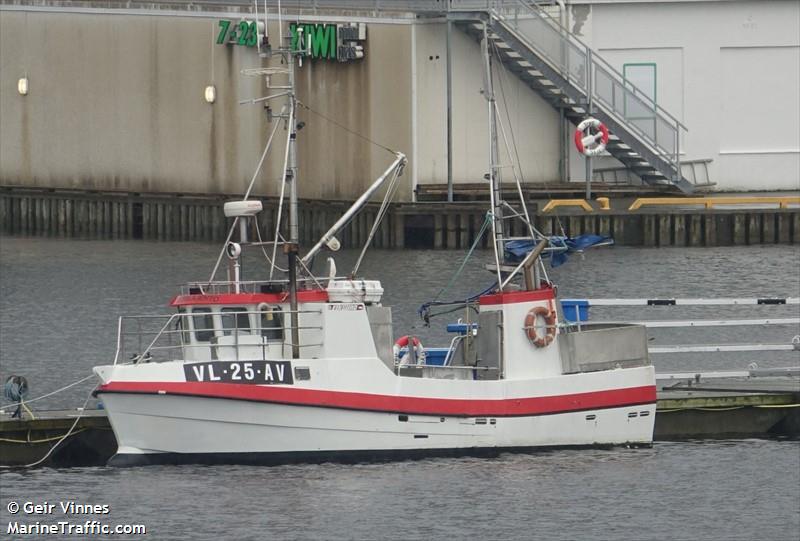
184,361 -> 294,385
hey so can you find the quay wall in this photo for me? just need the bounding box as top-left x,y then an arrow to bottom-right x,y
1,188 -> 798,248
1,0 -> 798,199
0,2 -> 561,201
0,7 -> 416,200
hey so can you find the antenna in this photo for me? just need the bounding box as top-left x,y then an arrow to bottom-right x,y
277,0 -> 283,51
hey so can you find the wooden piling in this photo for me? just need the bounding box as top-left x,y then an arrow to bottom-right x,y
87,200 -> 96,238
20,198 -> 29,234
762,213 -> 776,244
380,212 -> 390,248
105,201 -> 112,239
446,214 -> 457,249
93,201 -> 100,238
43,198 -> 52,235
688,214 -> 702,246
673,215 -> 686,246
639,215 -> 652,247
0,197 -> 7,233
2,189 -> 800,250
394,214 -> 405,248
458,213 -> 468,248
434,214 -> 444,249
120,202 -> 128,238
747,213 -> 761,245
778,213 -> 791,244
732,214 -> 746,245
567,215 -> 580,238
793,213 -> 800,244
658,215 -> 671,246
142,203 -> 150,239
598,215 -> 611,238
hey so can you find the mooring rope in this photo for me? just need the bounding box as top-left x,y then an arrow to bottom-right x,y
0,374 -> 95,412
0,383 -> 97,469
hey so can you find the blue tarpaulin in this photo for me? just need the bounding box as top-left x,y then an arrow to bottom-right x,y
505,234 -> 614,267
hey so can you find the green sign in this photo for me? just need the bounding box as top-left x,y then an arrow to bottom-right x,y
290,23 -> 337,60
291,22 -> 366,62
216,20 -> 259,47
215,20 -> 365,61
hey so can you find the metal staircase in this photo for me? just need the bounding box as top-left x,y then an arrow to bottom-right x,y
449,1 -> 711,193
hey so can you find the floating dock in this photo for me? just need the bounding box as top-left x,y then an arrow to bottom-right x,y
0,409 -> 115,468
655,375 -> 800,439
2,374 -> 797,468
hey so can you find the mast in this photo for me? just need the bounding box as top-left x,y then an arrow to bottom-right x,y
482,21 -> 505,290
285,21 -> 300,359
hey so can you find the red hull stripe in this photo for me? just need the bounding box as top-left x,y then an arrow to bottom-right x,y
479,287 -> 555,306
97,381 -> 656,417
170,289 -> 328,307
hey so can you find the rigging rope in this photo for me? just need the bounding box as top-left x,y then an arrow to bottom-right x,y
297,101 -> 398,155
418,213 -> 496,325
351,163 -> 403,277
270,104 -> 295,280
491,39 -> 567,239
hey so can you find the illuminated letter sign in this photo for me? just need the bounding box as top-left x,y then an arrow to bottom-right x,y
290,22 -> 366,63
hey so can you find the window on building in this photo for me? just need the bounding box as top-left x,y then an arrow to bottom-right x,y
623,63 -> 657,139
221,307 -> 251,336
192,308 -> 215,343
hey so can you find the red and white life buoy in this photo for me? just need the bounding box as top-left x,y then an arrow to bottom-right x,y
393,336 -> 425,365
524,306 -> 557,348
574,118 -> 609,157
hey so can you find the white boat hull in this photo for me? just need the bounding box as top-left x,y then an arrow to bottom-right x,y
98,376 -> 656,466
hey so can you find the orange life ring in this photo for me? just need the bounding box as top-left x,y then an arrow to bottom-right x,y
524,306 -> 556,348
393,336 -> 425,364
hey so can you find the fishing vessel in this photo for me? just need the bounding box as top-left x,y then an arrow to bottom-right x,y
93,13 -> 656,466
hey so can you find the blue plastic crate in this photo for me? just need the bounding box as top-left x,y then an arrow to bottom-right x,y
560,299 -> 589,323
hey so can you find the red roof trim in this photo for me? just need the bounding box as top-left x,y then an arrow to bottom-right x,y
97,381 -> 656,417
479,287 -> 555,306
169,289 -> 329,307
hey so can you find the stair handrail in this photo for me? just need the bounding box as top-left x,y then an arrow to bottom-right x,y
526,1 -> 685,130
447,1 -> 684,129
465,0 -> 685,180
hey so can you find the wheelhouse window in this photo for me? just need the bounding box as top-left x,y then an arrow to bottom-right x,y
221,307 -> 251,336
177,308 -> 189,345
192,307 -> 214,343
260,306 -> 284,341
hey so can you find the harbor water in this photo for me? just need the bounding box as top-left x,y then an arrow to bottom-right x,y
1,236 -> 799,539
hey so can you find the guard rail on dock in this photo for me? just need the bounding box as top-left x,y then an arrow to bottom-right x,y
629,196 -> 800,211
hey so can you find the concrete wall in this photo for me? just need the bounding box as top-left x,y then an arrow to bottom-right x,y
0,9 -> 412,200
412,22 -> 561,189
2,1 -> 798,198
570,0 -> 800,191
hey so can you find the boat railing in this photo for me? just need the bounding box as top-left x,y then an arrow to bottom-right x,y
558,297 -> 800,357
180,274 -> 378,296
394,362 -> 498,379
181,280 -> 314,296
113,309 -> 323,365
